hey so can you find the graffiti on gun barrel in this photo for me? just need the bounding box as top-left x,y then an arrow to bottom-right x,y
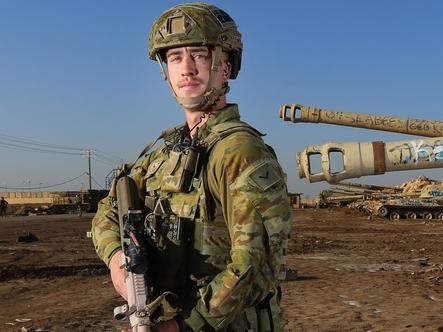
390,140 -> 443,165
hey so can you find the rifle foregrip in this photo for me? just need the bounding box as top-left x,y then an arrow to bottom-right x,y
116,176 -> 141,219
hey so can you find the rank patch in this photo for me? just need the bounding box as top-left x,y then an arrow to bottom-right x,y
248,161 -> 281,191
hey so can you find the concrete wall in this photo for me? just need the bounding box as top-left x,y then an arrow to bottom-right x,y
0,192 -> 75,205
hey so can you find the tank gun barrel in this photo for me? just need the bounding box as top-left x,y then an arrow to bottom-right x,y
298,136 -> 443,183
280,104 -> 443,137
333,182 -> 399,192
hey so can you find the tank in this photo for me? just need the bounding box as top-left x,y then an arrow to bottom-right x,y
280,103 -> 443,220
279,103 -> 443,183
373,177 -> 443,220
375,197 -> 443,220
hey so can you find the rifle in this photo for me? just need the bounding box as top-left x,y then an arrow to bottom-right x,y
113,175 -> 151,332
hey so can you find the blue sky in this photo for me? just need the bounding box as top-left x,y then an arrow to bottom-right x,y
0,1 -> 442,195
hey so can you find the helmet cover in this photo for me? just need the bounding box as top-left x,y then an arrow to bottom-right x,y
148,3 -> 242,79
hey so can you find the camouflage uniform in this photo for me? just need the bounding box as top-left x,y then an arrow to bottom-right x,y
92,104 -> 292,331
0,197 -> 7,217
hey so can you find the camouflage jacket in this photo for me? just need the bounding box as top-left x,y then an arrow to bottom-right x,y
0,199 -> 7,209
92,104 -> 292,331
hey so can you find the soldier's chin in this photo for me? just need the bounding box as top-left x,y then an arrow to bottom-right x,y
178,90 -> 202,98
182,102 -> 201,110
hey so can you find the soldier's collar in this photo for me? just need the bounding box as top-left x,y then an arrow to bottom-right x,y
198,104 -> 240,139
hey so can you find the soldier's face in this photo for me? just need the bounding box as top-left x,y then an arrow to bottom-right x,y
165,46 -> 227,98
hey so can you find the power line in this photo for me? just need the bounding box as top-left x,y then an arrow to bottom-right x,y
0,133 -> 84,151
95,148 -> 125,163
92,153 -> 118,164
0,141 -> 83,155
91,176 -> 105,190
0,132 -> 125,191
0,173 -> 88,190
92,155 -> 122,167
0,132 -> 124,162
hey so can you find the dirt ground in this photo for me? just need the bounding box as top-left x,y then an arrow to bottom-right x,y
1,208 -> 443,332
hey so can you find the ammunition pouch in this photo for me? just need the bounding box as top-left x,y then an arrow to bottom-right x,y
145,213 -> 192,248
161,147 -> 205,193
144,196 -> 194,295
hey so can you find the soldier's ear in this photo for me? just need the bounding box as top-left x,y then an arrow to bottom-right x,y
222,60 -> 232,80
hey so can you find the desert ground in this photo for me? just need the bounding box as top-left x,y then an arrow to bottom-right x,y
1,208 -> 443,332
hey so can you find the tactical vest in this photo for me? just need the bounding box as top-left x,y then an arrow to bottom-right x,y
142,120 -> 262,284
129,120 -> 284,330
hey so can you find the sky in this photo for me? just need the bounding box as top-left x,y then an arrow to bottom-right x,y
0,1 -> 442,195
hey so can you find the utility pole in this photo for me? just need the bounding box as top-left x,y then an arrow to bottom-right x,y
88,150 -> 92,191
84,150 -> 94,191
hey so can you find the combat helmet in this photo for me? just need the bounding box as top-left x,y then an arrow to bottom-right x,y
149,3 -> 243,111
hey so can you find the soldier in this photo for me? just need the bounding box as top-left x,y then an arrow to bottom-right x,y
75,194 -> 83,217
0,197 -> 8,218
92,3 -> 292,332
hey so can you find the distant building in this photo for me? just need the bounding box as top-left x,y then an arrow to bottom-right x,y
288,192 -> 303,209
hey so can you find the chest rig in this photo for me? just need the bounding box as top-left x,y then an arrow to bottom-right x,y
137,121 -> 264,299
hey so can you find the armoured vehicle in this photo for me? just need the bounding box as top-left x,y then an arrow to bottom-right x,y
280,104 -> 443,219
374,181 -> 443,220
375,197 -> 443,220
1,190 -> 107,215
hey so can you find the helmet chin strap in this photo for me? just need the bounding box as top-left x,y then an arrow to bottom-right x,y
156,46 -> 229,112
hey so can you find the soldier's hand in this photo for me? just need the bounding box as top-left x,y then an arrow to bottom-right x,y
109,250 -> 128,300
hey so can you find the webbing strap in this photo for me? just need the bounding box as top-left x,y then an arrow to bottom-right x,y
108,123 -> 186,198
200,121 -> 265,221
135,123 -> 186,162
203,120 -> 264,152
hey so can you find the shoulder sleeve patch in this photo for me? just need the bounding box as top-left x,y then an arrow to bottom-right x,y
248,161 -> 281,192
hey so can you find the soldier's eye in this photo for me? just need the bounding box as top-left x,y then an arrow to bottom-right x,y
167,55 -> 181,63
192,52 -> 209,62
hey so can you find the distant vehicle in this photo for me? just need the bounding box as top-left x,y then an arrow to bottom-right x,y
375,183 -> 443,220
4,190 -> 108,216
